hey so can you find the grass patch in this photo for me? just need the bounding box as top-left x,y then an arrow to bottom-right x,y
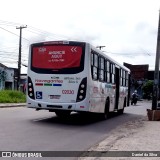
0,90 -> 26,103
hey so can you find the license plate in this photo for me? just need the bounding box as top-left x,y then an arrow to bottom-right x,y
49,95 -> 60,99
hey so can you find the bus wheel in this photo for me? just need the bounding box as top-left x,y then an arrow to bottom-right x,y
102,99 -> 110,120
55,110 -> 71,118
118,108 -> 124,114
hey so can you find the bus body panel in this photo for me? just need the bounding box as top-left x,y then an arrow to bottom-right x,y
28,74 -> 81,103
89,80 -> 115,112
88,45 -> 129,113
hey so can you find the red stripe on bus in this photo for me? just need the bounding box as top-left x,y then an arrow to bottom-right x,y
35,83 -> 43,86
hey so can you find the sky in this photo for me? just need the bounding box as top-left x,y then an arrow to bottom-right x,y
0,0 -> 160,73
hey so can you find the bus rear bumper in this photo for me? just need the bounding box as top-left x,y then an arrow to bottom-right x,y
27,99 -> 90,112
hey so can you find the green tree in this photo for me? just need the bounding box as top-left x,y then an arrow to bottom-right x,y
142,80 -> 153,99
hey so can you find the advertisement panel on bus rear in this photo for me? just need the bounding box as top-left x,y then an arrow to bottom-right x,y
32,46 -> 82,69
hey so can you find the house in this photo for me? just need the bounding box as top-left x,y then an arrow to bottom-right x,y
0,63 -> 16,90
124,62 -> 149,98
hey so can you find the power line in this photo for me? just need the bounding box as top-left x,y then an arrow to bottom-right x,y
103,51 -> 154,56
0,26 -> 20,37
27,25 -> 70,39
0,26 -> 29,41
0,20 -> 22,27
0,56 -> 18,59
0,46 -> 18,50
0,60 -> 17,63
0,50 -> 18,54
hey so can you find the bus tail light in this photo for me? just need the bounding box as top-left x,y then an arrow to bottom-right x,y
76,77 -> 87,102
28,76 -> 35,100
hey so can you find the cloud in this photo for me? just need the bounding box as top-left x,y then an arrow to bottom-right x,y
0,0 -> 160,72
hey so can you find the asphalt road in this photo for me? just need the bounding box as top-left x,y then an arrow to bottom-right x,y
0,101 -> 151,160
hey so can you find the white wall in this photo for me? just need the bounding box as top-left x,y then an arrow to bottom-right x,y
0,67 -> 14,90
5,69 -> 14,82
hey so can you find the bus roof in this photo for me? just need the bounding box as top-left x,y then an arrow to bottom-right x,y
90,43 -> 130,72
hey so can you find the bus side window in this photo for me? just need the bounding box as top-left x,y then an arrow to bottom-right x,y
123,70 -> 128,86
91,51 -> 98,80
106,60 -> 110,83
104,59 -> 107,82
123,70 -> 125,86
120,69 -> 126,86
112,64 -> 115,83
91,53 -> 94,66
110,63 -> 115,84
99,56 -> 105,81
120,69 -> 123,86
125,71 -> 128,86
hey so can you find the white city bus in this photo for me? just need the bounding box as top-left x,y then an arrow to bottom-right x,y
27,40 -> 130,119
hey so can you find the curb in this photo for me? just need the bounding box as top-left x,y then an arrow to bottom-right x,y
0,103 -> 26,108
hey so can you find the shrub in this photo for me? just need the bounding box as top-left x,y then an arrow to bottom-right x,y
0,90 -> 26,103
142,80 -> 153,99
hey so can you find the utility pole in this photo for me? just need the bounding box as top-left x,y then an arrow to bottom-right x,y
96,46 -> 106,50
16,25 -> 27,90
152,11 -> 160,110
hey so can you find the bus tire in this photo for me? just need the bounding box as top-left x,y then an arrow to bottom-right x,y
55,110 -> 71,118
118,108 -> 124,115
102,99 -> 110,120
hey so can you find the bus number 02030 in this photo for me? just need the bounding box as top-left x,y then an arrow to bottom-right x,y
62,90 -> 74,94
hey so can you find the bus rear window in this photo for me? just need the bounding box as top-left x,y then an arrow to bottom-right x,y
31,42 -> 85,74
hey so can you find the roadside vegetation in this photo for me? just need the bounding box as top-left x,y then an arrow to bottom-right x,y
142,80 -> 153,100
0,90 -> 26,103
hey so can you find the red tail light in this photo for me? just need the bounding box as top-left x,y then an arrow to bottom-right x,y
28,76 -> 35,99
76,77 -> 87,102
